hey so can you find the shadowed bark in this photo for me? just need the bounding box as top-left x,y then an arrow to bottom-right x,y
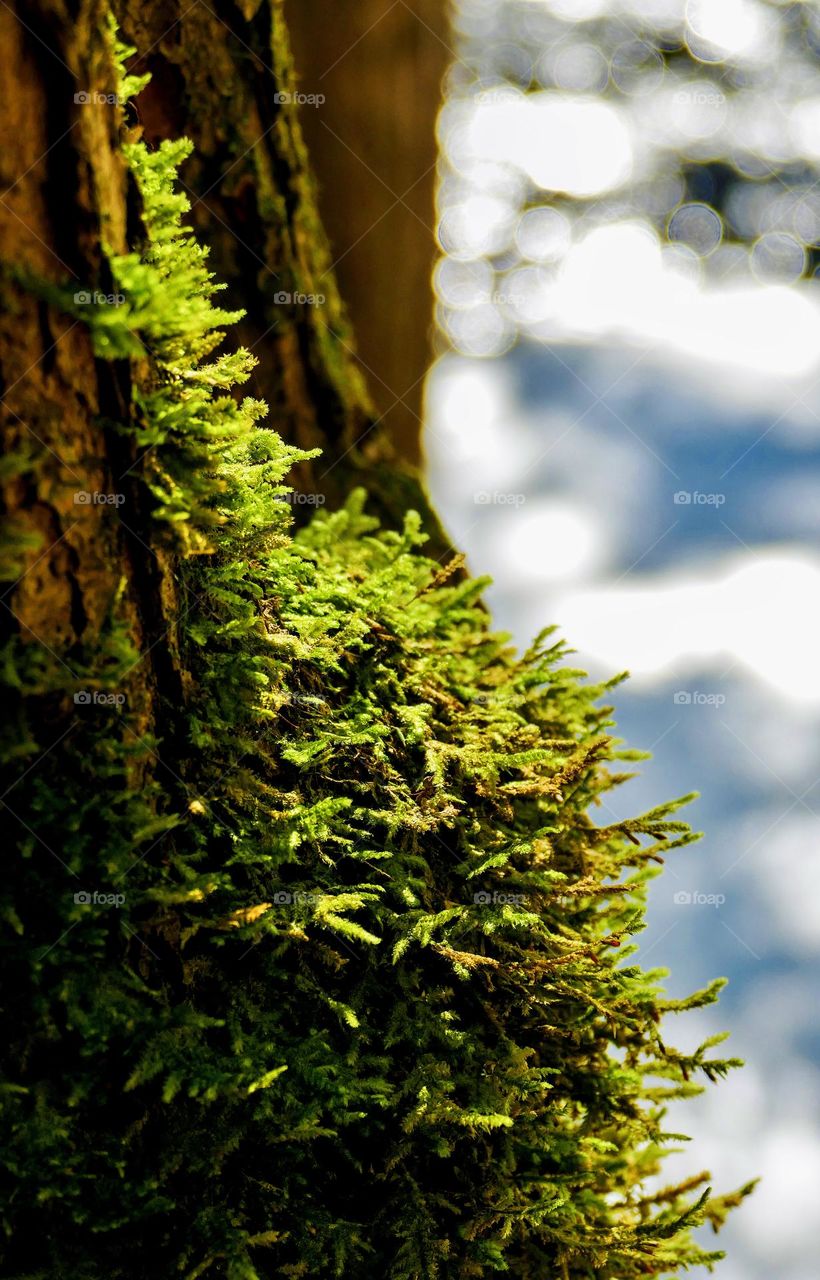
286,0 -> 451,465
0,0 -> 165,751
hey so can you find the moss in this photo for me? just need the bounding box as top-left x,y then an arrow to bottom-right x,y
0,33 -> 753,1280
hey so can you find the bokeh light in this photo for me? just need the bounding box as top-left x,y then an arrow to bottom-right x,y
436,0 -> 820,363
428,6 -> 820,1279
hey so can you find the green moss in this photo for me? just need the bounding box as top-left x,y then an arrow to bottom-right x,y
0,36 -> 753,1280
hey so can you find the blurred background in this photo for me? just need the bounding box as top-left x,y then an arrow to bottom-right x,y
425,2 -> 820,1278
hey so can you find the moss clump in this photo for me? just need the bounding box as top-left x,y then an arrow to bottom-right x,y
0,37 -> 753,1280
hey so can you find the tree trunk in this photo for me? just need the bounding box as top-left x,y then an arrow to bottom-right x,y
286,0 -> 450,465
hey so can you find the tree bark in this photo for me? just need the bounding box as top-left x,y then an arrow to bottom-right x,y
0,0 -> 164,746
286,0 -> 451,465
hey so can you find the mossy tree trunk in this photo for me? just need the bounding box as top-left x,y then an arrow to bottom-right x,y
115,0 -> 374,470
0,7 -> 751,1275
116,0 -> 449,479
0,0 -> 448,778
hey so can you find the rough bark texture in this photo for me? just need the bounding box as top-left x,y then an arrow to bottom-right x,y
0,0 -> 165,755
